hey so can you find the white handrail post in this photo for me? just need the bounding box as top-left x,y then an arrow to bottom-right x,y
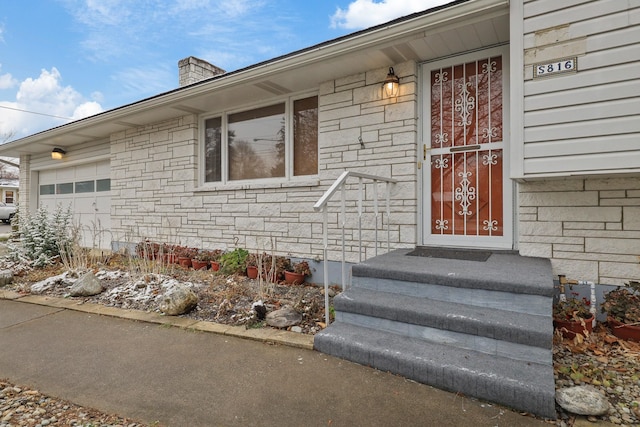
341,183 -> 347,291
358,177 -> 363,263
313,170 -> 397,327
322,205 -> 330,326
386,182 -> 391,253
373,179 -> 379,257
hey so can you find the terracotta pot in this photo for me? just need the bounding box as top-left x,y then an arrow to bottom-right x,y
608,317 -> 640,342
178,256 -> 192,268
553,315 -> 594,339
284,271 -> 305,285
191,259 -> 209,270
246,266 -> 258,279
210,261 -> 220,271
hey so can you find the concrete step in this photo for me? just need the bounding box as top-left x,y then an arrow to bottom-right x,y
314,248 -> 556,418
314,322 -> 556,419
351,249 -> 554,316
334,287 -> 552,362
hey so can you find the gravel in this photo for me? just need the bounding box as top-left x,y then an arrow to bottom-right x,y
553,329 -> 640,426
0,380 -> 150,427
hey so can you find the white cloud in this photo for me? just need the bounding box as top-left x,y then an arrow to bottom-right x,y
330,0 -> 452,29
0,67 -> 104,140
72,101 -> 103,120
0,65 -> 18,90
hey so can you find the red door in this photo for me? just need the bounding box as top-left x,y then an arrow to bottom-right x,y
424,50 -> 510,247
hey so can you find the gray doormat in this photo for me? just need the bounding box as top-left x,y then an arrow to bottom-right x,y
406,247 -> 492,262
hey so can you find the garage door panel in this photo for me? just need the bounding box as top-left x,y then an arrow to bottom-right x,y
38,162 -> 111,249
56,169 -> 74,181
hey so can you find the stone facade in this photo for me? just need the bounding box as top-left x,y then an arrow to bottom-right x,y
518,177 -> 640,285
110,62 -> 418,263
18,154 -> 30,213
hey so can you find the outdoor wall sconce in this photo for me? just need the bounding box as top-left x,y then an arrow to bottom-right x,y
51,147 -> 66,160
383,67 -> 400,97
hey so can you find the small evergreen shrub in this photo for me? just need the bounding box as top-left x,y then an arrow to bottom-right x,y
9,205 -> 74,267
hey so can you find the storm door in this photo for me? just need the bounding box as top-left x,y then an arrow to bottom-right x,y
421,47 -> 512,248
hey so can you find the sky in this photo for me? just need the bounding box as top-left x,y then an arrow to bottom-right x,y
0,0 -> 450,142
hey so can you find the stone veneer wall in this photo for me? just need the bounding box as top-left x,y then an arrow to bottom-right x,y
18,154 -> 30,213
109,61 -> 418,263
518,176 -> 640,285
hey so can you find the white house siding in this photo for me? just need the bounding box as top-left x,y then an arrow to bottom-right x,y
520,0 -> 640,176
515,1 -> 640,285
110,62 -> 418,263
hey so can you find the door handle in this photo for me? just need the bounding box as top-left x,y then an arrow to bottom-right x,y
449,144 -> 481,153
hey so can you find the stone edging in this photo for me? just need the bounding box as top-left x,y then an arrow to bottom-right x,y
0,289 -> 315,350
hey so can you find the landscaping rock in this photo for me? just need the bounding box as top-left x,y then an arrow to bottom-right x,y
159,286 -> 198,315
556,386 -> 610,416
0,269 -> 13,286
266,306 -> 302,328
31,273 -> 67,294
69,272 -> 104,297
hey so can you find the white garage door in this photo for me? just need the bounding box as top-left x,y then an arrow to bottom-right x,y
39,160 -> 111,249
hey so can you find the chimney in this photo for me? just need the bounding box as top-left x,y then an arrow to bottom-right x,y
178,56 -> 225,87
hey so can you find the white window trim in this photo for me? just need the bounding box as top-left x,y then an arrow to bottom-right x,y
198,92 -> 319,190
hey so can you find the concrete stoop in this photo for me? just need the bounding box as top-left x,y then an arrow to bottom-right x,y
314,248 -> 557,419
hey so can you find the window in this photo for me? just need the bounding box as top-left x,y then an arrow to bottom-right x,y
293,96 -> 318,176
203,95 -> 318,184
56,183 -> 73,194
40,184 -> 55,195
4,191 -> 13,204
75,180 -> 95,193
96,179 -> 111,192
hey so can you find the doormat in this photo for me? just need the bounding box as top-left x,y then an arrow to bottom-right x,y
406,247 -> 492,262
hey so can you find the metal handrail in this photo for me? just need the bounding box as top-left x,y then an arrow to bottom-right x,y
314,171 -> 397,325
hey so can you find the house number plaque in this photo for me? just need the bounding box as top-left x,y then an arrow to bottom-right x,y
534,57 -> 577,78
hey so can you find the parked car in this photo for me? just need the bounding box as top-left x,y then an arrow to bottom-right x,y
0,202 -> 16,223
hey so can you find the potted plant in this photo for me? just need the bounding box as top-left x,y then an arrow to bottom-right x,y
262,254 -> 290,282
206,249 -> 223,271
601,280 -> 640,342
553,293 -> 594,338
284,260 -> 312,285
176,247 -> 197,268
136,240 -> 161,260
192,249 -> 215,270
161,244 -> 178,264
219,248 -> 249,275
245,253 -> 259,279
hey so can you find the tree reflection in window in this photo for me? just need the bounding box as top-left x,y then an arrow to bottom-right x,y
228,104 -> 284,181
203,96 -> 318,183
293,96 -> 318,176
205,117 -> 222,182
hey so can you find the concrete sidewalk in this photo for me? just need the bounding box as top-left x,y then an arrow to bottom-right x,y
0,293 -> 549,426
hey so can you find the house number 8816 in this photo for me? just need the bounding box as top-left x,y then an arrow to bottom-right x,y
534,58 -> 577,78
